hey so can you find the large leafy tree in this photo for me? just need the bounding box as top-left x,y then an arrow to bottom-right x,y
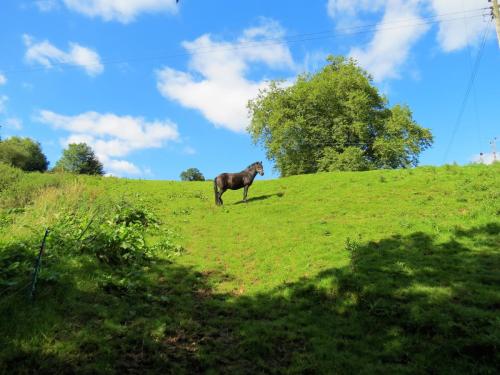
247,56 -> 433,176
0,136 -> 49,172
180,167 -> 205,181
55,143 -> 104,175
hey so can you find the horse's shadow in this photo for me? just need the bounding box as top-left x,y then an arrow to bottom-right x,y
234,192 -> 284,205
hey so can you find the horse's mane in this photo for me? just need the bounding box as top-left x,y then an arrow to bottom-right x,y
243,161 -> 261,172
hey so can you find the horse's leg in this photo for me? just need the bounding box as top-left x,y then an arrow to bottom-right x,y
219,188 -> 226,205
214,178 -> 220,205
243,186 -> 248,202
216,189 -> 221,205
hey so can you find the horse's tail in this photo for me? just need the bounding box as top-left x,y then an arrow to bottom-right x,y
213,177 -> 219,205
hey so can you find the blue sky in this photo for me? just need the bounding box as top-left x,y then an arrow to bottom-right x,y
0,0 -> 498,179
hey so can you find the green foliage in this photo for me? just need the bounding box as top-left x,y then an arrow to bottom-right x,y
0,164 -> 71,209
0,137 -> 49,172
0,164 -> 23,193
151,230 -> 185,259
372,105 -> 433,168
80,204 -> 160,265
0,193 -> 182,298
180,167 -> 205,181
113,202 -> 159,227
83,221 -> 149,264
46,200 -> 173,266
0,240 -> 35,288
55,143 -> 104,175
248,55 -> 433,176
318,146 -> 370,172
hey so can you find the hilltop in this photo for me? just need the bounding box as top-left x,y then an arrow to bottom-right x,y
0,164 -> 498,373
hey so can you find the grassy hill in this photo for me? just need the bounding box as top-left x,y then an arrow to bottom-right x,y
0,163 -> 499,374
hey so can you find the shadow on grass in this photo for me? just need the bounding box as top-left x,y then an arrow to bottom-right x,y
1,223 -> 499,374
233,192 -> 284,205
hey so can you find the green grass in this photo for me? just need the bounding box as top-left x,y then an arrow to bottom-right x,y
0,164 -> 499,374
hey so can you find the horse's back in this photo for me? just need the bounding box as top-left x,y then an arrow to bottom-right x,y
216,172 -> 245,190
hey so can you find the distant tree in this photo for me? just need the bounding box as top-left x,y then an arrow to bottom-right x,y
55,143 -> 104,175
0,136 -> 49,172
248,55 -> 433,176
180,168 -> 205,181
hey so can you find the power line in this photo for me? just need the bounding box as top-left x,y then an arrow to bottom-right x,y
462,1 -> 484,150
442,23 -> 492,163
0,8 -> 489,75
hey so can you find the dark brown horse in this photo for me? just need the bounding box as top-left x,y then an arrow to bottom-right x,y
214,162 -> 264,205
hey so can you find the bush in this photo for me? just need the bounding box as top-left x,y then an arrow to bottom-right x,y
0,137 -> 49,172
43,200 -> 180,266
0,194 -> 182,289
0,164 -> 23,193
0,165 -> 70,209
113,203 -> 159,227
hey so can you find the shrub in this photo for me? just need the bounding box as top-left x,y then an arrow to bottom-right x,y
0,166 -> 70,209
60,202 -> 178,266
0,164 -> 23,193
0,137 -> 49,172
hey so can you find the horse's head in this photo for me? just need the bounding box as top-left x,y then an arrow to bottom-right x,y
256,161 -> 264,176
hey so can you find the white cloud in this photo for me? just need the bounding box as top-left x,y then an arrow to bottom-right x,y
62,0 -> 178,23
327,0 -> 490,81
0,73 -> 6,85
349,0 -> 429,81
0,95 -> 8,113
37,110 -> 179,176
4,118 -> 23,130
105,159 -> 141,175
156,19 -> 294,132
23,34 -> 103,76
471,152 -> 497,165
428,0 -> 489,52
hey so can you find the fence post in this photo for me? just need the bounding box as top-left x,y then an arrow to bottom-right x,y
29,228 -> 50,300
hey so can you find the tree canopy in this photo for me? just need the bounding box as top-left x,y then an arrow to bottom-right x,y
55,143 -> 104,175
247,56 -> 433,176
180,168 -> 205,181
0,136 -> 49,172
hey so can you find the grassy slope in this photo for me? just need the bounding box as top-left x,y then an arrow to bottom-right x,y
125,165 -> 498,294
0,164 -> 499,374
